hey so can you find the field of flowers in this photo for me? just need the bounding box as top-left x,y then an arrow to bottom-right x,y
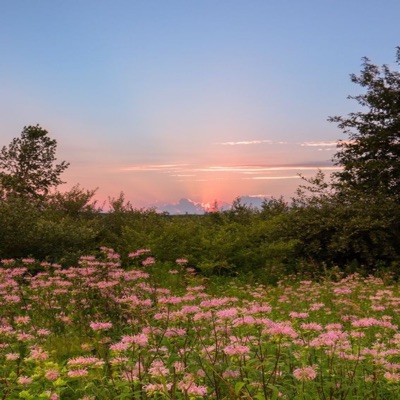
1,248 -> 400,399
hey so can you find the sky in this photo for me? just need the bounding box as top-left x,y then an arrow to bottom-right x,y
1,1 -> 400,212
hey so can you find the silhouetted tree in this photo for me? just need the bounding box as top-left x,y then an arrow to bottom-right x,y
329,48 -> 400,201
0,125 -> 69,200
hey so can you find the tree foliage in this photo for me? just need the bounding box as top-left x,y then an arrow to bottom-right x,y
329,48 -> 400,200
288,48 -> 400,271
0,125 -> 69,200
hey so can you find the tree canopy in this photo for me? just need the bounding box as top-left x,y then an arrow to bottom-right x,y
329,48 -> 400,201
0,125 -> 69,200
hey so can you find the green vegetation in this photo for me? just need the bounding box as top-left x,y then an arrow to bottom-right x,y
0,125 -> 69,200
0,49 -> 400,279
1,254 -> 400,399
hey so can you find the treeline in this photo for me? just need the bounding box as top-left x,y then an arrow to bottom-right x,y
1,49 -> 400,280
0,188 -> 399,281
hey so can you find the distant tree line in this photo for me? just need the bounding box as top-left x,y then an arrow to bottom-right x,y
1,49 -> 400,280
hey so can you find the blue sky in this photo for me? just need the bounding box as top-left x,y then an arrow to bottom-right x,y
1,1 -> 400,210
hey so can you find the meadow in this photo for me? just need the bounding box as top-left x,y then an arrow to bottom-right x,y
1,249 -> 400,399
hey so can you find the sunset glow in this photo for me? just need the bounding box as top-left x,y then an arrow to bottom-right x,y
1,1 -> 400,211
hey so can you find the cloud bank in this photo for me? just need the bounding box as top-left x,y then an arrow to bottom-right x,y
153,196 -> 271,215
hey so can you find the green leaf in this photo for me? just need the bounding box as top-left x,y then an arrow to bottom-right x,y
234,381 -> 246,394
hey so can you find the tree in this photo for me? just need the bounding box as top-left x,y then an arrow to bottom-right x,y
0,125 -> 69,200
286,50 -> 400,271
329,48 -> 400,201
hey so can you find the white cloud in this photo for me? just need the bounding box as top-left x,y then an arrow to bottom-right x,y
249,175 -> 300,180
119,164 -> 187,172
245,194 -> 272,198
170,174 -> 196,177
154,198 -> 205,215
216,140 -> 274,146
196,165 -> 341,173
301,141 -> 338,147
301,140 -> 356,148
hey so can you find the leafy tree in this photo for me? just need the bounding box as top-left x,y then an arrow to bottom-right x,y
285,46 -> 400,272
0,194 -> 100,264
260,196 -> 290,219
282,48 -> 400,272
0,125 -> 69,200
0,195 -> 41,259
329,48 -> 400,200
48,184 -> 100,217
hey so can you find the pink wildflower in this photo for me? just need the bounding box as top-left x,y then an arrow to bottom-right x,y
67,369 -> 88,377
1,259 -> 15,265
325,323 -> 343,330
145,383 -> 172,393
110,356 -> 129,364
17,333 -> 34,341
289,312 -> 309,319
4,295 -> 20,303
165,328 -> 186,337
159,296 -> 183,304
293,366 -> 317,381
110,342 -> 130,351
45,370 -> 60,381
193,311 -> 213,321
80,255 -> 96,261
384,372 -> 400,382
310,330 -> 348,347
128,248 -> 151,258
223,344 -> 250,356
22,258 -> 35,264
181,305 -> 201,314
300,323 -> 323,331
350,331 -> 365,338
371,305 -> 386,311
334,288 -> 352,294
188,285 -> 205,292
247,305 -> 272,314
178,381 -> 208,396
149,360 -> 169,377
14,316 -> 30,325
142,257 -> 155,266
309,303 -> 325,311
36,328 -> 51,336
268,322 -> 298,338
173,362 -> 186,373
121,333 -> 149,346
107,252 -> 120,259
67,356 -> 104,367
17,376 -> 33,385
222,370 -> 241,378
30,346 -> 49,361
5,353 -> 19,360
89,321 -> 113,330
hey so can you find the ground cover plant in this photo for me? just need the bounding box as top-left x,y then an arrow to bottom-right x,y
1,250 -> 400,399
